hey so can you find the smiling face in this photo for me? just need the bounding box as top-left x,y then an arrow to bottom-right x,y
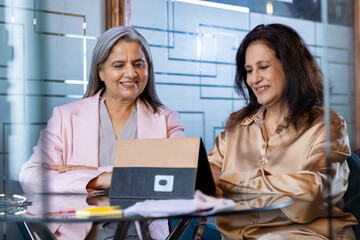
245,41 -> 286,110
98,40 -> 148,103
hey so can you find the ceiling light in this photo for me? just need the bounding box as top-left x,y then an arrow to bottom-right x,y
174,0 -> 249,13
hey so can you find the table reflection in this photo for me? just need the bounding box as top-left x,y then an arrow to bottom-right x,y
5,192 -> 356,239
214,193 -> 357,239
222,193 -> 292,214
16,193 -> 293,240
24,194 -> 92,239
20,192 -> 292,220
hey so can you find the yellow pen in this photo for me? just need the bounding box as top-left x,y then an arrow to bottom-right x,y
76,206 -> 123,218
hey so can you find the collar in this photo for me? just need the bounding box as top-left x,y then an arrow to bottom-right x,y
240,106 -> 306,135
98,89 -> 138,110
240,106 -> 266,126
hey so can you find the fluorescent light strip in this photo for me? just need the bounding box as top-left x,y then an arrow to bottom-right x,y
174,0 -> 249,13
65,80 -> 88,84
63,34 -> 97,40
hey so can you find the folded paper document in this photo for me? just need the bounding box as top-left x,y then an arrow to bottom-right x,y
123,190 -> 236,218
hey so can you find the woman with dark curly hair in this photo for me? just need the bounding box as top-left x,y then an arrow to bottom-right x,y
209,24 -> 357,239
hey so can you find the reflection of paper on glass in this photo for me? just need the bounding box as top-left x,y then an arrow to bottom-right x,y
123,190 -> 236,217
24,194 -> 89,218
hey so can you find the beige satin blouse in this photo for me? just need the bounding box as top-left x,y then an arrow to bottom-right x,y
208,106 -> 357,239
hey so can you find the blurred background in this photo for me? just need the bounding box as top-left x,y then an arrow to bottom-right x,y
0,0 -> 358,238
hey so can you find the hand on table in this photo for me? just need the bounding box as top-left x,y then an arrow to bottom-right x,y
215,186 -> 224,196
87,171 -> 112,190
45,164 -> 98,173
46,164 -> 112,190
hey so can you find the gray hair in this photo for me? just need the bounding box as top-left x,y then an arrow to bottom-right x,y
84,26 -> 162,113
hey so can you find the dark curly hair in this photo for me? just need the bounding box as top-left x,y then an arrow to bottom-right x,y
228,23 -> 323,129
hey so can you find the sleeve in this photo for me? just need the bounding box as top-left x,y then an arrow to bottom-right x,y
208,131 -> 226,168
19,107 -> 105,194
165,110 -> 185,138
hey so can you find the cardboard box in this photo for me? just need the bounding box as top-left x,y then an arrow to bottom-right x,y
110,137 -> 215,199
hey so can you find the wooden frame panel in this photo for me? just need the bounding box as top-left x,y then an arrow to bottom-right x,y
105,0 -> 131,29
355,0 -> 360,149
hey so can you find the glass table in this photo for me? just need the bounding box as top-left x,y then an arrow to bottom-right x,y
0,193 -> 293,240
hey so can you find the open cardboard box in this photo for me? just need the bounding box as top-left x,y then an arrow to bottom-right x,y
110,137 -> 215,199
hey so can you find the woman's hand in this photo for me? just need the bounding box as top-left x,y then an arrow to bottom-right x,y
215,186 -> 224,196
45,165 -> 97,173
87,172 -> 112,190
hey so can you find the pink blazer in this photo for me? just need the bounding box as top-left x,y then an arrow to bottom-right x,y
19,90 -> 185,194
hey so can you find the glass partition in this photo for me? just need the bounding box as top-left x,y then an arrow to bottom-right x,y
0,0 -> 104,237
0,0 -> 357,238
130,0 -> 356,239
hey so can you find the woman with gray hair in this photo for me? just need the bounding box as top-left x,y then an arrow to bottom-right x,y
20,26 -> 185,239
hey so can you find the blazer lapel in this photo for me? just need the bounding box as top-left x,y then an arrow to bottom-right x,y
72,93 -> 100,167
137,99 -> 167,139
72,96 -> 167,166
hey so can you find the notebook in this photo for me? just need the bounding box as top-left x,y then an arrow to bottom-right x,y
109,137 -> 216,199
